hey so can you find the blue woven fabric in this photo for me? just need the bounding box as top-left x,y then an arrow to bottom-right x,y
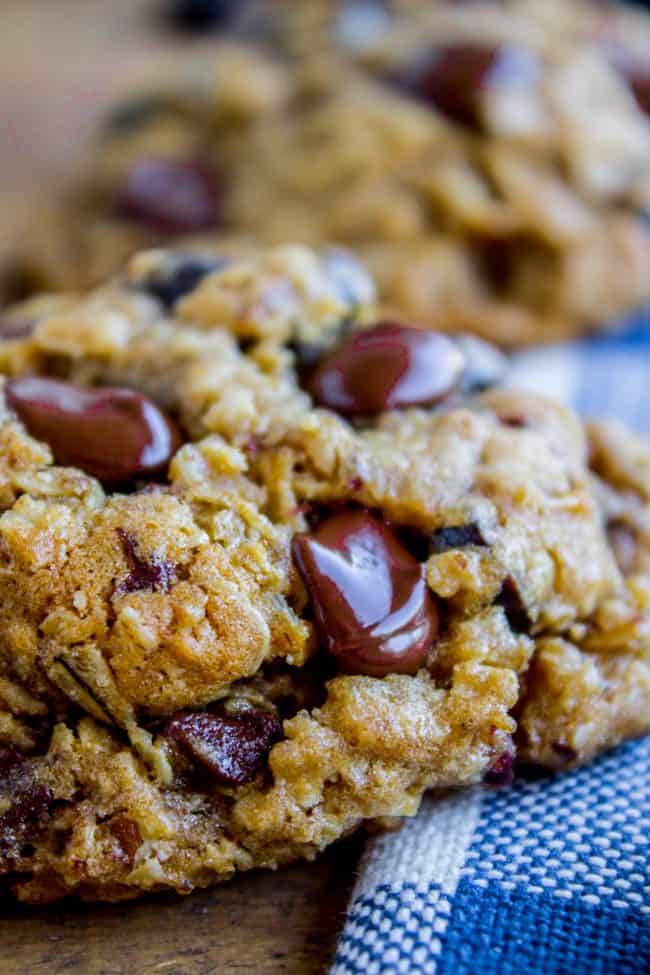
332,318 -> 650,975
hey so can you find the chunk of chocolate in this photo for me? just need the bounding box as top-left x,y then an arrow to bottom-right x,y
6,377 -> 182,486
137,253 -> 229,309
164,710 -> 283,786
292,508 -> 439,676
430,522 -> 488,554
400,43 -> 540,127
307,322 -> 464,416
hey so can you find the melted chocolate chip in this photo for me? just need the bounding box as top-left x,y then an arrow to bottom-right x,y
430,522 -> 488,554
496,575 -> 532,633
400,43 -> 540,127
307,322 -> 464,417
292,509 -> 439,677
118,158 -> 221,235
114,529 -> 177,598
484,750 -> 515,786
6,377 -> 182,486
164,710 -> 283,786
138,253 -> 229,309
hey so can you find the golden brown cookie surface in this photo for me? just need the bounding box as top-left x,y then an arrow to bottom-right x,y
0,245 -> 648,903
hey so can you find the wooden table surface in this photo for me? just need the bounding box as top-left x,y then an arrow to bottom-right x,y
0,3 -> 362,972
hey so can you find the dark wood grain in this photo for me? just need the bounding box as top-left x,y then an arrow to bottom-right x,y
1,836 -> 362,975
0,3 -> 361,971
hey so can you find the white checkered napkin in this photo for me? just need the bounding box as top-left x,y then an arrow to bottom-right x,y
331,319 -> 650,975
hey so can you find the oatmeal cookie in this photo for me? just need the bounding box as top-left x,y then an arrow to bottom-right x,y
0,244 -> 647,903
3,1 -> 650,346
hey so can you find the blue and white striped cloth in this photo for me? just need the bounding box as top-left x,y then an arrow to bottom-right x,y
332,317 -> 650,975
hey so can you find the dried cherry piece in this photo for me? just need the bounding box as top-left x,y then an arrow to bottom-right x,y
401,43 -> 540,127
6,377 -> 182,486
307,322 -> 464,416
137,253 -> 229,309
164,710 -> 283,786
430,522 -> 488,554
118,158 -> 221,235
114,529 -> 178,598
292,508 -> 439,677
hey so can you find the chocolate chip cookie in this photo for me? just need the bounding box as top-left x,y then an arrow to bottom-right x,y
4,0 -> 650,346
0,243 -> 647,902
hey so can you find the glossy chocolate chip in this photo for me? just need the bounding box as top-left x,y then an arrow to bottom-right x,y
114,529 -> 178,598
455,334 -> 508,393
164,710 -> 283,786
6,377 -> 182,486
292,509 -> 439,677
430,522 -> 488,554
307,322 -> 464,416
401,43 -> 540,127
137,253 -> 229,309
496,575 -> 532,633
118,158 -> 220,235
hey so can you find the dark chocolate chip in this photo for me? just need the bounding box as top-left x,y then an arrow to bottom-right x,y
118,158 -> 221,235
292,508 -> 439,677
6,377 -> 182,486
496,575 -> 532,633
137,253 -> 229,309
114,529 -> 177,598
430,522 -> 488,554
164,710 -> 283,786
399,43 -> 540,127
307,322 -> 464,416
